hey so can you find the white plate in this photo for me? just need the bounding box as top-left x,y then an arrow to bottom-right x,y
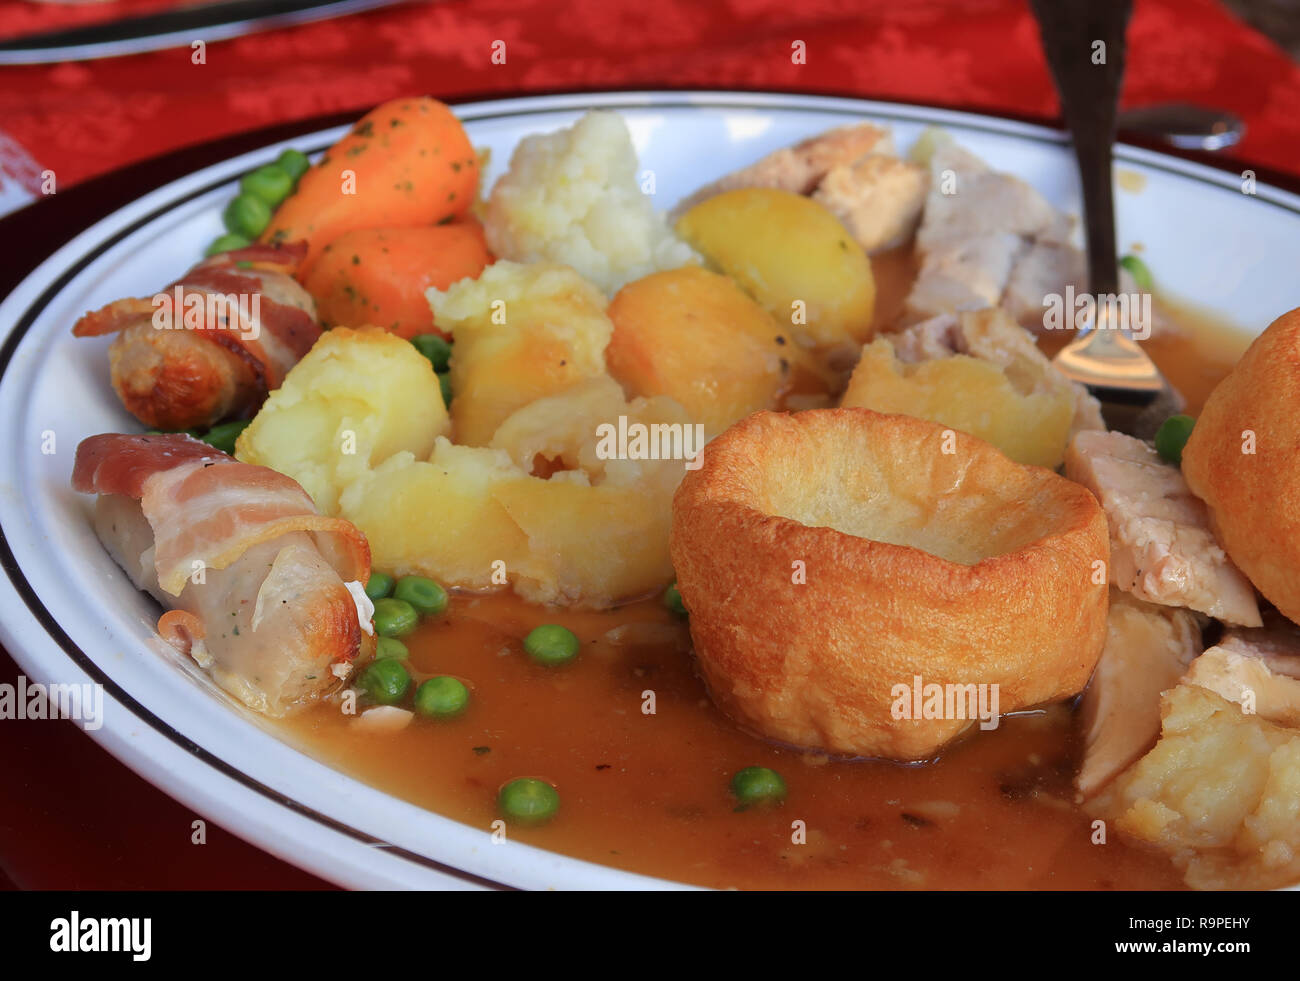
2,91 -> 1299,891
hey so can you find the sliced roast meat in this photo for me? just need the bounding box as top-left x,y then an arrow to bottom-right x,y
1064,429 -> 1262,627
1183,612 -> 1300,727
671,122 -> 893,218
1076,590 -> 1202,797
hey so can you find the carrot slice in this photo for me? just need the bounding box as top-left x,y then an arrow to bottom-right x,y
303,218 -> 492,339
261,97 -> 479,280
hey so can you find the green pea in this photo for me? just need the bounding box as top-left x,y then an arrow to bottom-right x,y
200,419 -> 250,455
205,233 -> 252,257
411,334 -> 453,372
364,572 -> 395,601
1155,414 -> 1196,465
358,657 -> 410,705
1120,254 -> 1154,292
240,164 -> 295,207
275,148 -> 311,181
393,575 -> 448,616
376,636 -> 408,660
523,624 -> 580,666
437,371 -> 452,409
415,676 -> 470,718
663,582 -> 687,617
223,193 -> 272,238
373,597 -> 418,638
498,777 -> 560,824
730,766 -> 786,808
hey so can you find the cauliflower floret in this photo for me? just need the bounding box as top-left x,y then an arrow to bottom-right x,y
484,110 -> 698,295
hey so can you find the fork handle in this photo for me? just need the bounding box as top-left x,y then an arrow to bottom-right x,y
1030,0 -> 1133,298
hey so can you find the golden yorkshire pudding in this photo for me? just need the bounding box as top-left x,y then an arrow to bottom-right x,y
670,408 -> 1110,761
1182,306 -> 1300,625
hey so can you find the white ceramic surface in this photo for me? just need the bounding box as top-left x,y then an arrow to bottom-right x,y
2,91 -> 1298,890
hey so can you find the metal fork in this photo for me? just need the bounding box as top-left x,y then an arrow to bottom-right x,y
1031,0 -> 1185,438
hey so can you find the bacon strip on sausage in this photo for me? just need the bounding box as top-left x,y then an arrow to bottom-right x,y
74,433 -> 374,717
73,242 -> 321,431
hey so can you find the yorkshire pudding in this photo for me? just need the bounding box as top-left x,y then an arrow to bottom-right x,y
1182,307 -> 1300,625
670,408 -> 1109,761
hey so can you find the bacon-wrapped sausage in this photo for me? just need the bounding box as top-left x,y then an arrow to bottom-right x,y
73,433 -> 375,716
73,244 -> 321,432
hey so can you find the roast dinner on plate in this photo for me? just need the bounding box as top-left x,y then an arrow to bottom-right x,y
67,96 -> 1300,890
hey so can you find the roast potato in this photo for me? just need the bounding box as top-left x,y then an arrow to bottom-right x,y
497,479 -> 676,606
235,326 -> 449,513
488,375 -> 693,479
842,339 -> 1075,469
338,440 -> 530,589
841,310 -> 1096,470
607,266 -> 826,435
675,188 -> 876,350
339,378 -> 692,607
428,261 -> 613,446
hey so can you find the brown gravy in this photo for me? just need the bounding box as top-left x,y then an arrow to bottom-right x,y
278,257 -> 1250,890
284,594 -> 1189,889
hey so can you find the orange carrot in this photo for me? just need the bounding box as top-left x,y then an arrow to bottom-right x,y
261,97 -> 479,280
303,218 -> 492,339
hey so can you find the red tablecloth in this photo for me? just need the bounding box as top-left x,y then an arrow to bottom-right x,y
1,0 -> 1299,889
3,0 -> 1300,201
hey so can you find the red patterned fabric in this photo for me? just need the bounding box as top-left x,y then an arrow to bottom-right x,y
0,0 -> 181,42
2,0 -> 1300,201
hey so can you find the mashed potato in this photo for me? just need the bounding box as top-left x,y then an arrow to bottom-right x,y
483,110 -> 698,295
